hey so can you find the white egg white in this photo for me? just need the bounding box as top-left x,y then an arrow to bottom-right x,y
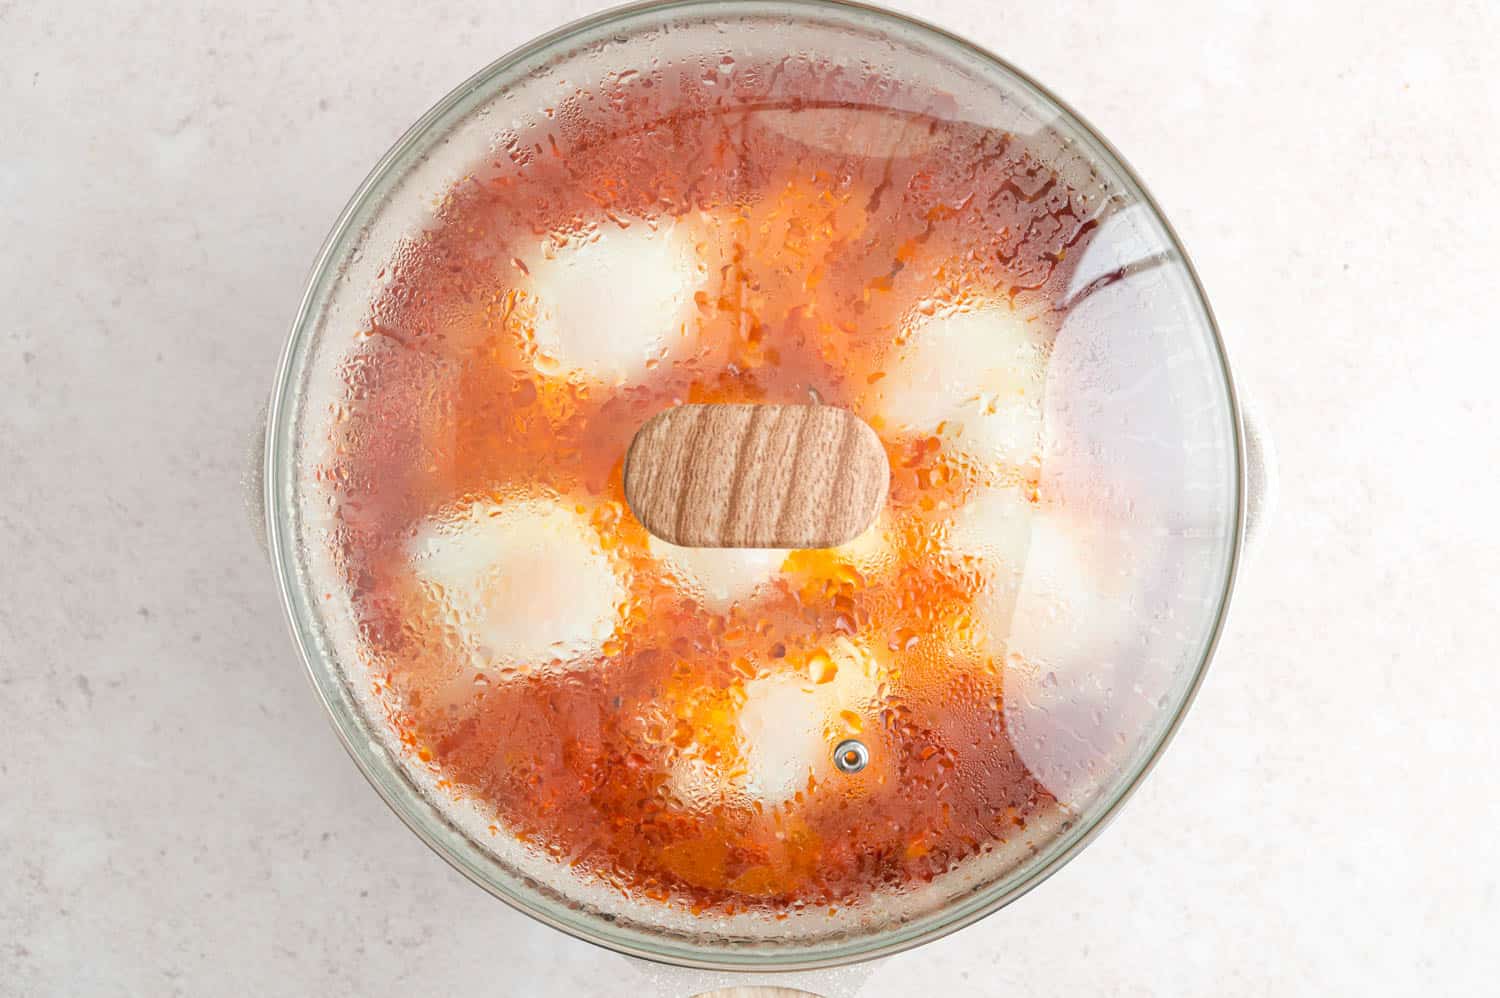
647,538 -> 787,612
408,496 -> 625,672
523,219 -> 702,385
736,637 -> 883,804
876,304 -> 1049,467
945,483 -> 1037,651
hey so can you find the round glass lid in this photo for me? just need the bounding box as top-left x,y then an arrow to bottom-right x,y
269,0 -> 1241,969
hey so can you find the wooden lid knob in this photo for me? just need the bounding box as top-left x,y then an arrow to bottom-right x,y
623,404 -> 889,549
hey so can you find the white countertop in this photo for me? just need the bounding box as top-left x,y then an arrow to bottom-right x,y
3,1 -> 1497,994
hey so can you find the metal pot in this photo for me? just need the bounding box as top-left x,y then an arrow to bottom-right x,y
255,0 -> 1274,975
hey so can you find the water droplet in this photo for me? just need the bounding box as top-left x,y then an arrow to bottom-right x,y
806,650 -> 837,684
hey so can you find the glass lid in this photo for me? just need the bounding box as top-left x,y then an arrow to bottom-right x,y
268,0 -> 1242,970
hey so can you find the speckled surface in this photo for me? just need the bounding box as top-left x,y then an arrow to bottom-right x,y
3,1 -> 1497,995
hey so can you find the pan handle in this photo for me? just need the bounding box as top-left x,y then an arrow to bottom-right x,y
245,399 -> 269,558
1241,397 -> 1277,554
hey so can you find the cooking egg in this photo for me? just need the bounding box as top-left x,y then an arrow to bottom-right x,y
1002,513 -> 1152,804
875,304 -> 1048,467
945,483 -> 1037,650
522,219 -> 703,385
647,538 -> 787,612
828,513 -> 899,579
408,496 -> 625,672
661,636 -> 885,810
737,637 -> 884,804
1009,516 -> 1138,671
